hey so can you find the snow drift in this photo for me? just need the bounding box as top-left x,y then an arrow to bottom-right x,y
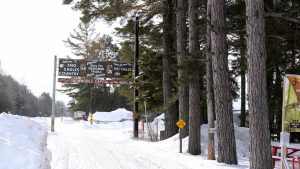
93,108 -> 133,122
0,113 -> 51,169
145,113 -> 250,159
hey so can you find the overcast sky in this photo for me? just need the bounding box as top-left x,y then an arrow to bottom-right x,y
0,1 -> 114,105
0,1 -> 243,110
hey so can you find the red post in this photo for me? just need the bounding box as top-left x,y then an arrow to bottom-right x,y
271,146 -> 279,168
271,146 -> 278,156
141,119 -> 145,131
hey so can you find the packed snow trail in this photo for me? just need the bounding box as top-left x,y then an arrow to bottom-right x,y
46,118 -> 248,169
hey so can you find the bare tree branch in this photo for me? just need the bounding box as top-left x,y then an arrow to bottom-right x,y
266,35 -> 287,41
266,13 -> 300,24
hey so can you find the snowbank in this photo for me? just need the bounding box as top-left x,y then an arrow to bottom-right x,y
145,113 -> 251,160
93,108 -> 133,122
0,113 -> 51,169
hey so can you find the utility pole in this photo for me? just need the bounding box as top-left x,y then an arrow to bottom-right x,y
133,16 -> 139,138
51,55 -> 57,132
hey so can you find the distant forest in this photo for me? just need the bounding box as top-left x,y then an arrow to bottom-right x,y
0,65 -> 130,116
0,70 -> 53,117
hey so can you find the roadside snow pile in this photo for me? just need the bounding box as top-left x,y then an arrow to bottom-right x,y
147,113 -> 251,159
0,113 -> 51,169
93,108 -> 133,122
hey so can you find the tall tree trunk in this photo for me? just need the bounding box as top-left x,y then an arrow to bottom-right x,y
268,68 -> 281,134
163,0 -> 178,138
211,0 -> 238,164
246,0 -> 272,169
240,31 -> 247,127
266,69 -> 275,133
265,0 -> 276,136
206,0 -> 215,160
187,0 -> 201,155
176,0 -> 189,138
235,0 -> 247,128
240,68 -> 246,127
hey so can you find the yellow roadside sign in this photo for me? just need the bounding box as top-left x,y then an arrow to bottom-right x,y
176,119 -> 186,153
176,119 -> 186,129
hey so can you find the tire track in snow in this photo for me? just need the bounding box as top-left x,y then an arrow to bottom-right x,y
47,120 -> 233,169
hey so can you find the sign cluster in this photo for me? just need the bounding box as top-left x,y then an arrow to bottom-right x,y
58,59 -> 133,85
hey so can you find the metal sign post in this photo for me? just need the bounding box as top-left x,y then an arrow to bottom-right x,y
280,76 -> 288,169
176,119 -> 186,153
51,55 -> 57,132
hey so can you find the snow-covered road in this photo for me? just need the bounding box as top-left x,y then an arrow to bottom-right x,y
46,118 -> 248,169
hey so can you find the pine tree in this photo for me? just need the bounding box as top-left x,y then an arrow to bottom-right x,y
176,0 -> 189,138
62,22 -> 122,113
246,0 -> 272,168
89,34 -> 119,60
226,0 -> 247,127
162,0 -> 178,138
64,22 -> 99,58
206,0 -> 215,160
211,0 -> 238,164
38,92 -> 52,116
187,0 -> 202,155
115,16 -> 165,114
0,75 -> 11,113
